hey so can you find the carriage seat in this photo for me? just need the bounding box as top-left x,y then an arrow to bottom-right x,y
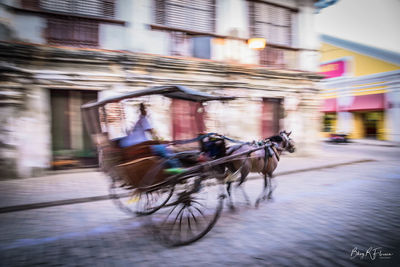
120,140 -> 168,163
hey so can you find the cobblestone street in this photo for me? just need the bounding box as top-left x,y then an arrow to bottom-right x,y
0,144 -> 399,266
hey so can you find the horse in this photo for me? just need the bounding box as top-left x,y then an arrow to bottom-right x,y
225,130 -> 295,209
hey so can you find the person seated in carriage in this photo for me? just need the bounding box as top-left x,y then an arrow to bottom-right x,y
117,102 -> 226,172
118,102 -> 183,169
119,103 -> 157,147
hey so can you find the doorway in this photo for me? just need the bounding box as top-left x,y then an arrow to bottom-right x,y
50,89 -> 98,168
361,112 -> 384,139
171,99 -> 205,140
261,98 -> 283,138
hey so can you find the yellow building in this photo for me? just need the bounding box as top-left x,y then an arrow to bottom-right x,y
319,35 -> 400,141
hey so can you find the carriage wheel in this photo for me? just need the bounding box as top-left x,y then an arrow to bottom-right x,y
150,174 -> 225,246
109,178 -> 174,216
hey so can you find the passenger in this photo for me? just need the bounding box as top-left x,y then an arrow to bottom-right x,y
119,103 -> 157,147
119,103 -> 181,170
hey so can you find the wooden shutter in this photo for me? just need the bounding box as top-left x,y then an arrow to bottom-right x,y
21,0 -> 40,9
156,0 -> 215,33
47,16 -> 99,47
155,0 -> 166,24
169,31 -> 191,56
40,0 -> 115,18
260,47 -> 285,68
250,1 -> 292,46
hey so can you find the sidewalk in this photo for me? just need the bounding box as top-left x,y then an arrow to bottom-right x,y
350,138 -> 400,147
0,152 -> 374,212
321,137 -> 400,147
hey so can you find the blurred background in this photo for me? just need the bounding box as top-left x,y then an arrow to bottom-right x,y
0,0 -> 399,266
0,0 -> 398,178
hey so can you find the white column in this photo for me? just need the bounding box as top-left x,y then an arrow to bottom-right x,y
386,90 -> 400,142
16,86 -> 51,177
297,0 -> 319,72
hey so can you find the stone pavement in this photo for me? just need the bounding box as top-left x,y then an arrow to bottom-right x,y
0,156 -> 399,266
0,148 -> 373,210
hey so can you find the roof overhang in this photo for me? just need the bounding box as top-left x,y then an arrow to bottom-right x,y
81,85 -> 236,110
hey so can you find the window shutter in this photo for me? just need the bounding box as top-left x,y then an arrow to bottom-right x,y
155,0 -> 166,24
47,16 -> 99,47
156,0 -> 215,33
248,1 -> 256,36
250,1 -> 293,47
40,0 -> 115,18
21,0 -> 40,9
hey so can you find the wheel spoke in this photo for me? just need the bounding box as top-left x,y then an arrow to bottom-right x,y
160,203 -> 179,226
193,206 -> 206,219
187,212 -> 192,231
172,205 -> 185,225
179,209 -> 184,232
153,178 -> 225,246
188,208 -> 198,225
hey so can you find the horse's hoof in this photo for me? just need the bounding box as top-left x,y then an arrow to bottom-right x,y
255,199 -> 261,208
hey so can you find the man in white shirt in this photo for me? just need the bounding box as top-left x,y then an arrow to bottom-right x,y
120,103 -> 155,147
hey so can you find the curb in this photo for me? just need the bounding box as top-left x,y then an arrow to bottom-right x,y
0,159 -> 375,214
274,159 -> 375,177
350,142 -> 399,148
322,139 -> 400,147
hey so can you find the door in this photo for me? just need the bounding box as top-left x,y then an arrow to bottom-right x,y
261,98 -> 282,138
50,89 -> 98,168
171,99 -> 205,140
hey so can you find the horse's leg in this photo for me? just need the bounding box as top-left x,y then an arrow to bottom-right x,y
267,174 -> 277,200
226,181 -> 235,211
236,161 -> 251,206
237,161 -> 250,186
237,185 -> 251,206
255,173 -> 268,208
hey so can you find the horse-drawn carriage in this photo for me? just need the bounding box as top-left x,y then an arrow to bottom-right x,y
81,85 -> 295,246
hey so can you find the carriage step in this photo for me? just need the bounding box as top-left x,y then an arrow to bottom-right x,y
164,168 -> 186,174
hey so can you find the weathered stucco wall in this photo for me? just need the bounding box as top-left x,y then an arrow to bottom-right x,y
0,42 -> 321,179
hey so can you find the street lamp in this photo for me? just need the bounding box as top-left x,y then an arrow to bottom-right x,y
247,38 -> 266,65
247,38 -> 266,50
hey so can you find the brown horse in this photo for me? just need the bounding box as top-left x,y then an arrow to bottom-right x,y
225,131 -> 295,209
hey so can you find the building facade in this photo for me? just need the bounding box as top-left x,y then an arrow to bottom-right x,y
0,0 -> 321,178
319,34 -> 400,142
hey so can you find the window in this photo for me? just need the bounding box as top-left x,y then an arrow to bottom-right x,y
322,113 -> 336,132
248,1 -> 297,68
249,1 -> 293,46
46,16 -> 99,47
22,0 -> 115,18
168,32 -> 212,59
155,0 -> 216,33
21,0 -> 116,47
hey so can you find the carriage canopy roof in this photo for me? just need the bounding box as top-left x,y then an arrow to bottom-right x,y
81,85 -> 236,110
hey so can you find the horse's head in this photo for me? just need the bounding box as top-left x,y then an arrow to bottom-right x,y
280,130 -> 295,153
264,131 -> 295,153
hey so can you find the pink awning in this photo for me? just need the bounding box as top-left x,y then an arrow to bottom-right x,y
346,94 -> 385,111
321,98 -> 337,112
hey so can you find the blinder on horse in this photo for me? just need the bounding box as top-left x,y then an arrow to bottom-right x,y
280,130 -> 295,153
